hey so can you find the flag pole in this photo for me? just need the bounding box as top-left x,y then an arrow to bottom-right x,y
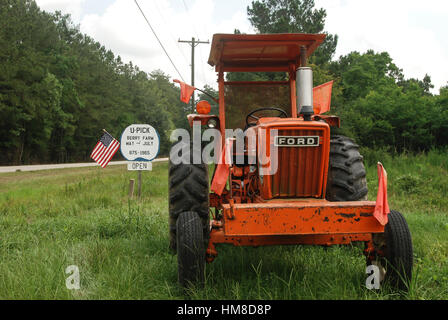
194,88 -> 219,104
102,128 -> 112,136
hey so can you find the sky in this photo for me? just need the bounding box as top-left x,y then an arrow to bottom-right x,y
35,0 -> 448,93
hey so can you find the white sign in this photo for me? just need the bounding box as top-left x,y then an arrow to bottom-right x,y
127,161 -> 152,171
120,124 -> 160,162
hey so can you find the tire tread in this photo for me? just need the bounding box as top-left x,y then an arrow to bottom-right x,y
176,211 -> 205,287
326,135 -> 368,201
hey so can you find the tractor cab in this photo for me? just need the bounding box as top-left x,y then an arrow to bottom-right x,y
207,33 -> 334,131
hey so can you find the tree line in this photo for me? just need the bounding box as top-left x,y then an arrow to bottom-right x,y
1,0 -> 447,165
0,0 -> 188,165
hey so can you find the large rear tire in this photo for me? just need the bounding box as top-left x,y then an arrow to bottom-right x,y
326,135 -> 368,201
370,210 -> 413,291
169,140 -> 209,252
176,211 -> 206,288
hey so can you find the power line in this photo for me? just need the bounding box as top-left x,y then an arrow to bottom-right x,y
196,42 -> 207,86
181,0 -> 190,16
134,0 -> 185,82
151,0 -> 189,66
181,0 -> 207,83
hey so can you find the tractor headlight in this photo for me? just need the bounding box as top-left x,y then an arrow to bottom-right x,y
207,118 -> 219,129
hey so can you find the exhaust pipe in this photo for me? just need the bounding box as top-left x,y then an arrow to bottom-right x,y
296,46 -> 314,121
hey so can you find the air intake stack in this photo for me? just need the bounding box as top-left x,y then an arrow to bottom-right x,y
296,46 -> 314,121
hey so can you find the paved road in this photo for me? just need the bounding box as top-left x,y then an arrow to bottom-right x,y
0,158 -> 169,173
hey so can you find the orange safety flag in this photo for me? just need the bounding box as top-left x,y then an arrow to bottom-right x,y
173,79 -> 196,103
374,162 -> 390,225
210,138 -> 234,195
313,80 -> 333,114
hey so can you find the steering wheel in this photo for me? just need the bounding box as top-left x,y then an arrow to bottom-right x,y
245,107 -> 288,128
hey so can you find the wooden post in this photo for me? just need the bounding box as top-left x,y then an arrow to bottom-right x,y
129,179 -> 135,199
138,170 -> 142,199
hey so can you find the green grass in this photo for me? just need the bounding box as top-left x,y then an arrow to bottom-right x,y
0,150 -> 447,299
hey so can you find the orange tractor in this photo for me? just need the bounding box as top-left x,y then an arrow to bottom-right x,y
170,33 -> 413,290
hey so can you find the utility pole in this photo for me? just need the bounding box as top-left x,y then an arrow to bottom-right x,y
178,37 -> 209,112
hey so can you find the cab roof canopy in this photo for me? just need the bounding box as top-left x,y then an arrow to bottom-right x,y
208,33 -> 326,73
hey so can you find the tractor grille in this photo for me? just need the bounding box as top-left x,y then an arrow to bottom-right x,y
271,128 -> 326,198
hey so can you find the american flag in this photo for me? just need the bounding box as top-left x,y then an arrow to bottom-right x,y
90,131 -> 120,168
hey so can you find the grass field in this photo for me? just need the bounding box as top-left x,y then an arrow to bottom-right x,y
0,150 -> 447,299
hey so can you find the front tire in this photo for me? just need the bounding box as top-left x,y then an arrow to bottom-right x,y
176,211 -> 206,288
169,140 -> 209,252
370,210 -> 413,290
